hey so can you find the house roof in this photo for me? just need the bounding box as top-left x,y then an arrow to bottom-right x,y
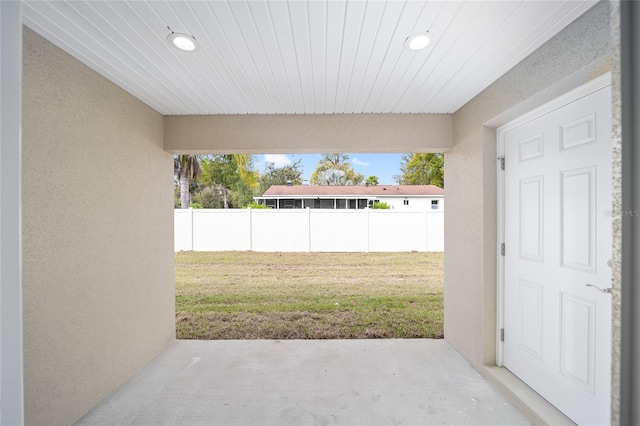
261,185 -> 444,198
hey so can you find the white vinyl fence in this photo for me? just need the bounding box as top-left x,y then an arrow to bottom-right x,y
175,208 -> 444,252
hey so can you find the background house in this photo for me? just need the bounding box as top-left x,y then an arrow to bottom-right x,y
255,185 -> 444,210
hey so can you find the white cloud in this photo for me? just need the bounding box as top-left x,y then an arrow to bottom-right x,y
263,154 -> 291,168
352,158 -> 370,166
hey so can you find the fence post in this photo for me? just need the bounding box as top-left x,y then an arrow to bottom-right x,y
189,207 -> 194,251
306,208 -> 311,252
247,207 -> 253,251
365,207 -> 370,253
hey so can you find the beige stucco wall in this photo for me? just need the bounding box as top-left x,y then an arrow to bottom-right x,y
610,1 -> 623,423
164,113 -> 453,154
22,28 -> 175,425
446,0 -> 613,370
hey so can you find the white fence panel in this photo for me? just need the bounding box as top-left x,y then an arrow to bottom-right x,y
174,209 -> 193,251
309,210 -> 368,252
175,208 -> 444,252
251,210 -> 310,252
426,211 -> 445,251
192,209 -> 250,251
368,211 -> 428,252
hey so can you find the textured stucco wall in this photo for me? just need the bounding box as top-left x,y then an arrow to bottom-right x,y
446,0 -> 613,370
22,28 -> 175,425
164,113 -> 453,154
610,1 -> 623,423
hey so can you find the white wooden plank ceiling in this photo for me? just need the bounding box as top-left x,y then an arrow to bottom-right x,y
23,0 -> 597,115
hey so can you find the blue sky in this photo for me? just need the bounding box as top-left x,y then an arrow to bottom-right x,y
254,153 -> 405,185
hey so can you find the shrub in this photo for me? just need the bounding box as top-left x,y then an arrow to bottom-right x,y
246,202 -> 270,209
370,201 -> 391,209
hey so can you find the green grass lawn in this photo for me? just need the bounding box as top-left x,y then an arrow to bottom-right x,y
175,251 -> 444,339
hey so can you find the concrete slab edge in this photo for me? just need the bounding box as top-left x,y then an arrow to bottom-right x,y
482,366 -> 575,426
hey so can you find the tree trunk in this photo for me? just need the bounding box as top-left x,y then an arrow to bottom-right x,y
180,173 -> 190,209
223,188 -> 229,209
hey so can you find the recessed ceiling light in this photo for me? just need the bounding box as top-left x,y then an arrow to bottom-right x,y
404,32 -> 433,51
168,32 -> 198,52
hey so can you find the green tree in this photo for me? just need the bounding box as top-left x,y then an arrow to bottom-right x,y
198,155 -> 258,208
365,175 -> 379,186
395,153 -> 444,188
174,155 -> 201,209
191,187 -> 222,208
259,160 -> 304,193
310,153 -> 364,185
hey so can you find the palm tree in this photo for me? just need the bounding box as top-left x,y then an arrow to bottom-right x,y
310,153 -> 364,185
317,169 -> 348,185
174,155 -> 201,209
231,154 -> 258,190
319,153 -> 350,168
365,176 -> 379,186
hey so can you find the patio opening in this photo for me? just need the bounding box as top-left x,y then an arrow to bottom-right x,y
173,152 -> 446,341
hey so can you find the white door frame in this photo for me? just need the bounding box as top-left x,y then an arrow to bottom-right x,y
1,1 -> 25,424
496,73 -> 612,366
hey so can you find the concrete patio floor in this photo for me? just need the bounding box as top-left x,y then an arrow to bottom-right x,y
75,339 -> 531,426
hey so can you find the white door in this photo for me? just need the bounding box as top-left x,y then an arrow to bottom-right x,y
502,84 -> 612,425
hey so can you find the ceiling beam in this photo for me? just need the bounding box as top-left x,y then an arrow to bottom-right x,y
164,113 -> 452,154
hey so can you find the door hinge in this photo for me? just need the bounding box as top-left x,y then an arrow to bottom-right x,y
498,156 -> 505,170
500,328 -> 505,342
501,243 -> 505,256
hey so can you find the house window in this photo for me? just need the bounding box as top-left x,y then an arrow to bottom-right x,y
315,199 -> 333,209
431,200 -> 439,209
265,200 -> 277,208
281,199 -> 302,209
321,199 -> 334,209
403,199 -> 409,206
336,199 -> 346,209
